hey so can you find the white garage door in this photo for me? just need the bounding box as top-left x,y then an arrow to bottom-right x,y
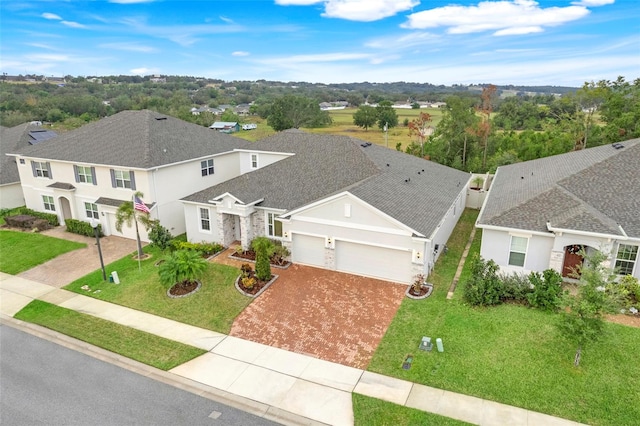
335,241 -> 413,283
291,234 -> 325,267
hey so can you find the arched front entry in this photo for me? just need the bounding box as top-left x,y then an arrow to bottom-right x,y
562,244 -> 585,278
58,196 -> 72,225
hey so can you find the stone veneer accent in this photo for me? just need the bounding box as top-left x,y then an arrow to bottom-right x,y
240,215 -> 252,250
251,211 -> 265,241
217,213 -> 236,247
324,247 -> 335,269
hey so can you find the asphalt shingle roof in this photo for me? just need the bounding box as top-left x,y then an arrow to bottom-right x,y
478,138 -> 640,238
10,110 -> 249,169
184,130 -> 470,238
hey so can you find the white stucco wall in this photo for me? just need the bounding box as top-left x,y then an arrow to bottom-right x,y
238,150 -> 291,175
430,187 -> 468,267
0,183 -> 24,209
183,203 -> 220,243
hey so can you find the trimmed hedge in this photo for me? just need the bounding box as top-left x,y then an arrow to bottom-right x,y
2,207 -> 59,226
65,218 -> 103,237
170,240 -> 223,256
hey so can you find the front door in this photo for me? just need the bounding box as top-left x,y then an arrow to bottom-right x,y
562,245 -> 584,278
58,196 -> 72,225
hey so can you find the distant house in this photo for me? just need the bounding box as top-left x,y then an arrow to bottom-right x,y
477,139 -> 640,281
209,122 -> 240,133
191,107 -> 222,116
150,75 -> 166,83
1,124 -> 58,208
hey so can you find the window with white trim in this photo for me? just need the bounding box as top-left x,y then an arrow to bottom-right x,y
199,208 -> 211,231
508,236 -> 528,267
42,195 -> 55,211
77,166 -> 94,184
250,153 -> 258,169
85,202 -> 99,219
114,170 -> 132,189
201,159 -> 214,176
33,161 -> 50,178
267,212 -> 283,237
615,244 -> 638,276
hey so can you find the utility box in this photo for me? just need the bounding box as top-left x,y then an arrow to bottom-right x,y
111,271 -> 120,284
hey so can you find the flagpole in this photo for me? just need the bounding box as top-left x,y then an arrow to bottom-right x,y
133,192 -> 141,271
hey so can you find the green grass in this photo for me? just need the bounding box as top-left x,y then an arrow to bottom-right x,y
353,394 -> 471,426
15,300 -> 205,370
369,209 -> 640,426
64,245 -> 252,334
0,229 -> 86,274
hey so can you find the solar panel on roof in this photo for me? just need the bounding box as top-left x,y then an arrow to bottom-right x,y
28,129 -> 57,144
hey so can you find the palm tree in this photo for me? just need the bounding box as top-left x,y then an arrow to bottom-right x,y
115,191 -> 153,259
158,249 -> 208,289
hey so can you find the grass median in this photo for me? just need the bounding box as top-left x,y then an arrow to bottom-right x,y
15,300 -> 205,370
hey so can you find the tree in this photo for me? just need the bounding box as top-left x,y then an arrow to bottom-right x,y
158,249 -> 208,288
375,100 -> 398,130
267,95 -> 331,131
407,112 -> 433,157
475,85 -> 496,171
557,250 -> 624,366
220,109 -> 240,123
352,105 -> 377,131
251,237 -> 274,281
115,191 -> 153,259
148,220 -> 173,252
429,96 -> 478,169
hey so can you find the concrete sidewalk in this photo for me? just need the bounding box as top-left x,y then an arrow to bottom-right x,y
0,272 -> 587,426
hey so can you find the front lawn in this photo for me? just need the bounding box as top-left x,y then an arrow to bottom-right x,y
64,246 -> 252,334
15,300 -> 205,370
0,229 -> 86,274
369,209 -> 640,426
353,394 -> 470,426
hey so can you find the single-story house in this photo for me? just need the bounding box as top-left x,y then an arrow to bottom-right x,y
182,131 -> 471,284
1,123 -> 58,209
477,138 -> 640,280
209,122 -> 240,133
7,110 -> 251,241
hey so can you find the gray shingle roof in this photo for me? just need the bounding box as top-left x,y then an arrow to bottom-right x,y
184,130 -> 470,238
478,139 -> 640,238
47,182 -> 76,190
1,123 -> 57,185
10,110 -> 248,169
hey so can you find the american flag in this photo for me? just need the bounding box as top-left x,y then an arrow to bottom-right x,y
134,195 -> 150,214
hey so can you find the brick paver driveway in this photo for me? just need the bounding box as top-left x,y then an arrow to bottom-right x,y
228,261 -> 406,369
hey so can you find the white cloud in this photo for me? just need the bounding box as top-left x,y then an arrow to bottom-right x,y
232,51 -> 250,57
571,0 -> 614,6
402,1 -> 590,36
130,67 -> 159,75
99,42 -> 157,53
276,0 -> 419,21
42,13 -> 62,20
219,16 -> 235,24
61,21 -> 88,29
109,0 -> 156,4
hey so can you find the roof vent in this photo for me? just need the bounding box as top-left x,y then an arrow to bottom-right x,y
386,163 -> 390,167
360,143 -> 367,147
418,171 -> 421,174
612,142 -> 625,149
155,117 -> 167,121
404,178 -> 411,183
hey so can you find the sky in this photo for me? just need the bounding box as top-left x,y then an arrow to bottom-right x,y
0,0 -> 638,86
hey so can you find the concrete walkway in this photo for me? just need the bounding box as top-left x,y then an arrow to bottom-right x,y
0,272 -> 587,426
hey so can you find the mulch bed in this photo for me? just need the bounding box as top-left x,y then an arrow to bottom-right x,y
168,279 -> 201,298
406,284 -> 434,299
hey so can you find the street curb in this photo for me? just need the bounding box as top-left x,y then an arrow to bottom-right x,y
0,315 -> 328,426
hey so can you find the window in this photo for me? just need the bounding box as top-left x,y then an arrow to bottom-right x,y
201,159 -> 214,176
76,166 -> 94,184
32,161 -> 50,178
615,244 -> 638,275
508,236 -> 528,267
199,208 -> 211,231
250,154 -> 258,169
85,202 -> 99,219
267,212 -> 283,237
42,195 -> 55,211
113,170 -> 132,189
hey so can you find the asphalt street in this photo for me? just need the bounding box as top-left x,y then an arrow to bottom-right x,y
0,324 -> 278,426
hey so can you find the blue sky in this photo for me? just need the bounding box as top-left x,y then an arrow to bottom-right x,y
1,0 -> 638,86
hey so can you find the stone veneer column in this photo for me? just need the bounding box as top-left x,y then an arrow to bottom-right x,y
324,247 -> 335,270
240,215 -> 252,250
215,212 -> 226,246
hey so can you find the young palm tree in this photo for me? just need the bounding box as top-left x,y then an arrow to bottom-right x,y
115,191 -> 153,259
158,249 -> 208,289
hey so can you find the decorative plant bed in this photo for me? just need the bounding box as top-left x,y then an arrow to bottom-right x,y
406,283 -> 434,300
167,280 -> 202,298
234,274 -> 278,298
229,251 -> 291,269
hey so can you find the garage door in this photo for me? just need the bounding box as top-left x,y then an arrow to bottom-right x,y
335,241 -> 413,283
291,234 -> 325,267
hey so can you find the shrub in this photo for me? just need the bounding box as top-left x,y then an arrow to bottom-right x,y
65,218 -> 102,237
158,249 -> 208,288
169,240 -> 223,256
611,275 -> 640,309
527,269 -> 563,312
148,220 -> 173,251
500,272 -> 532,303
4,207 -> 59,226
412,273 -> 426,293
252,237 -> 275,281
241,276 -> 256,290
271,240 -> 291,265
463,255 -> 503,306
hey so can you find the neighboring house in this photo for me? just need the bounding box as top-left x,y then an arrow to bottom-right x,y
477,139 -> 640,281
182,131 -> 470,284
209,122 -> 240,133
1,123 -> 58,209
8,110 -> 250,241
